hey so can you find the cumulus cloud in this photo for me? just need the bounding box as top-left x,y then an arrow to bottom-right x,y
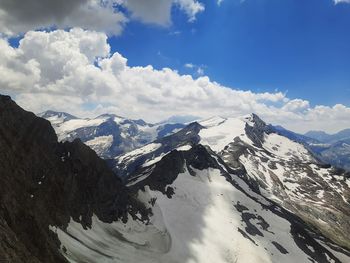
282,99 -> 310,113
0,0 -> 204,36
0,0 -> 127,36
0,29 -> 349,133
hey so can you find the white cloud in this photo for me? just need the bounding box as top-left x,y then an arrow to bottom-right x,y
184,63 -> 205,76
169,31 -> 182,36
196,67 -> 204,76
334,0 -> 350,4
0,0 -> 204,36
282,99 -> 310,112
185,63 -> 195,68
0,0 -> 127,36
1,29 -> 349,134
174,0 -> 205,22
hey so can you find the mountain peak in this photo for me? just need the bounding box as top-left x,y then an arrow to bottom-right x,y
240,113 -> 266,127
0,94 -> 11,102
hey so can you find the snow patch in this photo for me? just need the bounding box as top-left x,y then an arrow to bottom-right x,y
176,144 -> 192,151
199,117 -> 251,152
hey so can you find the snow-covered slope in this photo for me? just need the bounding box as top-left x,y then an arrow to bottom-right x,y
40,111 -> 184,159
122,115 -> 349,246
56,141 -> 350,263
44,112 -> 350,262
7,97 -> 350,262
200,114 -> 350,250
270,125 -> 350,172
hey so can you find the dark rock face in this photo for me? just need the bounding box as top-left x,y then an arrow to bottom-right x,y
220,128 -> 350,250
69,117 -> 127,158
114,121 -> 204,179
156,123 -> 185,139
244,113 -> 269,147
127,144 -> 220,197
0,95 -> 132,262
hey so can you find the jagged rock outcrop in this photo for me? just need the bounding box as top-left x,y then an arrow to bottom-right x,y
0,95 -> 134,262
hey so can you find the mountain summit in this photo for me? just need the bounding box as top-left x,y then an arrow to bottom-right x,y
1,97 -> 350,263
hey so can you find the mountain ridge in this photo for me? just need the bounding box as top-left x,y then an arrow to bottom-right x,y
2,99 -> 350,262
115,113 -> 350,251
0,95 -> 146,262
40,110 -> 185,159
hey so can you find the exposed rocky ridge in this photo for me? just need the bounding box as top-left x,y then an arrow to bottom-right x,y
219,117 -> 350,249
115,114 -> 350,256
0,95 -> 140,262
112,122 -> 350,262
114,121 -> 203,179
127,144 -> 220,195
244,113 -> 274,147
2,97 -> 350,262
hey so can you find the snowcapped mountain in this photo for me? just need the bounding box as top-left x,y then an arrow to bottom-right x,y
40,111 -> 185,159
2,98 -> 350,263
81,114 -> 350,263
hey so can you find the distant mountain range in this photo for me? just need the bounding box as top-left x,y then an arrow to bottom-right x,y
305,129 -> 350,144
1,99 -> 350,263
39,110 -> 350,172
38,110 -> 185,159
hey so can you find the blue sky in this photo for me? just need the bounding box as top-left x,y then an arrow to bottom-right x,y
110,0 -> 350,107
1,0 -> 350,133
